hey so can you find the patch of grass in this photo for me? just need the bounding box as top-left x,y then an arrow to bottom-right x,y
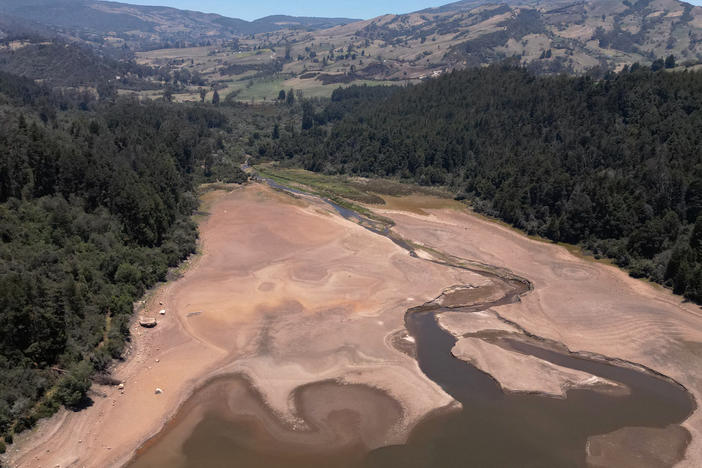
281,78 -> 401,99
222,76 -> 289,102
257,165 -> 452,201
254,166 -> 397,224
257,167 -> 384,204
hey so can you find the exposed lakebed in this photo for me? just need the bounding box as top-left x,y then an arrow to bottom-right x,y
128,182 -> 695,468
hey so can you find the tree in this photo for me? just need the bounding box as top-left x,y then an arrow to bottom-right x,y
301,101 -> 314,130
272,123 -> 280,139
0,76 -> 232,441
163,86 -> 173,102
272,63 -> 702,299
55,361 -> 92,408
691,216 -> 702,252
665,54 -> 676,69
278,89 -> 286,101
212,89 -> 220,105
96,80 -> 117,101
286,88 -> 295,106
199,87 -> 207,103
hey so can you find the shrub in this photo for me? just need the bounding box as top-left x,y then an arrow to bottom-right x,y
54,361 -> 92,408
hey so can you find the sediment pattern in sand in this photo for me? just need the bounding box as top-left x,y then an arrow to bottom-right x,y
8,185 -> 485,467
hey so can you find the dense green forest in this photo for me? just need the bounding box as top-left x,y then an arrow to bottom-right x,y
0,41 -> 156,89
0,70 -> 243,449
270,64 -> 702,301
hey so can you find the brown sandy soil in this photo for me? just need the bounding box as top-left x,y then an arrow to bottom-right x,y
10,183 -> 702,467
7,184 -> 489,468
379,205 -> 702,467
373,194 -> 462,216
450,337 -> 624,398
437,310 -> 520,335
432,284 -> 509,307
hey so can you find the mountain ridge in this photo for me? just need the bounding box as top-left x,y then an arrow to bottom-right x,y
3,0 -> 702,102
0,0 -> 360,50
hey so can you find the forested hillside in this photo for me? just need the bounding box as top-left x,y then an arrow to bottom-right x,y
0,71 -> 235,448
0,41 -> 156,88
273,64 -> 702,301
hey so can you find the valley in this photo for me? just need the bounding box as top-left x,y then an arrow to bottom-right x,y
3,1 -> 702,467
8,174 -> 702,467
4,0 -> 702,103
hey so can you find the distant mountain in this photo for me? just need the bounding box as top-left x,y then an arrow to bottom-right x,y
431,0 -> 702,72
417,0 -> 572,14
0,40 -> 157,88
3,0 -> 702,85
253,15 -> 362,32
290,0 -> 702,79
0,0 -> 359,50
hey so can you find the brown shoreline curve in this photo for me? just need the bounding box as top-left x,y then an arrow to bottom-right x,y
129,375 -> 405,468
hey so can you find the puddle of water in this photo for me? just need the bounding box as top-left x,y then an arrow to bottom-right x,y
384,310 -> 694,468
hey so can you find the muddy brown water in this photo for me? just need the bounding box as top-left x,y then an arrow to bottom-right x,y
128,182 -> 696,468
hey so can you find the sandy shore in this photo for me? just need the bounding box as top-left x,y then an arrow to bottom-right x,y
6,185 -> 482,468
130,376 -> 405,468
7,183 -> 702,467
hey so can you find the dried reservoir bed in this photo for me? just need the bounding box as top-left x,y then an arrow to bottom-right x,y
10,182 -> 702,468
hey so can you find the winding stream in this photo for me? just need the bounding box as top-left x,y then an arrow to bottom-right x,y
129,180 -> 695,468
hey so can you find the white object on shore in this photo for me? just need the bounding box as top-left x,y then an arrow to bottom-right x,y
118,383 -> 124,390
139,317 -> 157,328
159,309 -> 166,315
155,388 -> 163,394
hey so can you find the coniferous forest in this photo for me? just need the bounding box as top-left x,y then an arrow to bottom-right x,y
0,71 -> 239,445
271,64 -> 702,302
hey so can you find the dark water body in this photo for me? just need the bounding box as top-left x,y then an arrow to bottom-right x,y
129,306 -> 694,468
129,180 -> 696,468
386,309 -> 694,468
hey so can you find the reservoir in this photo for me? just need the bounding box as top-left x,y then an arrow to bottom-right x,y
129,184 -> 694,468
